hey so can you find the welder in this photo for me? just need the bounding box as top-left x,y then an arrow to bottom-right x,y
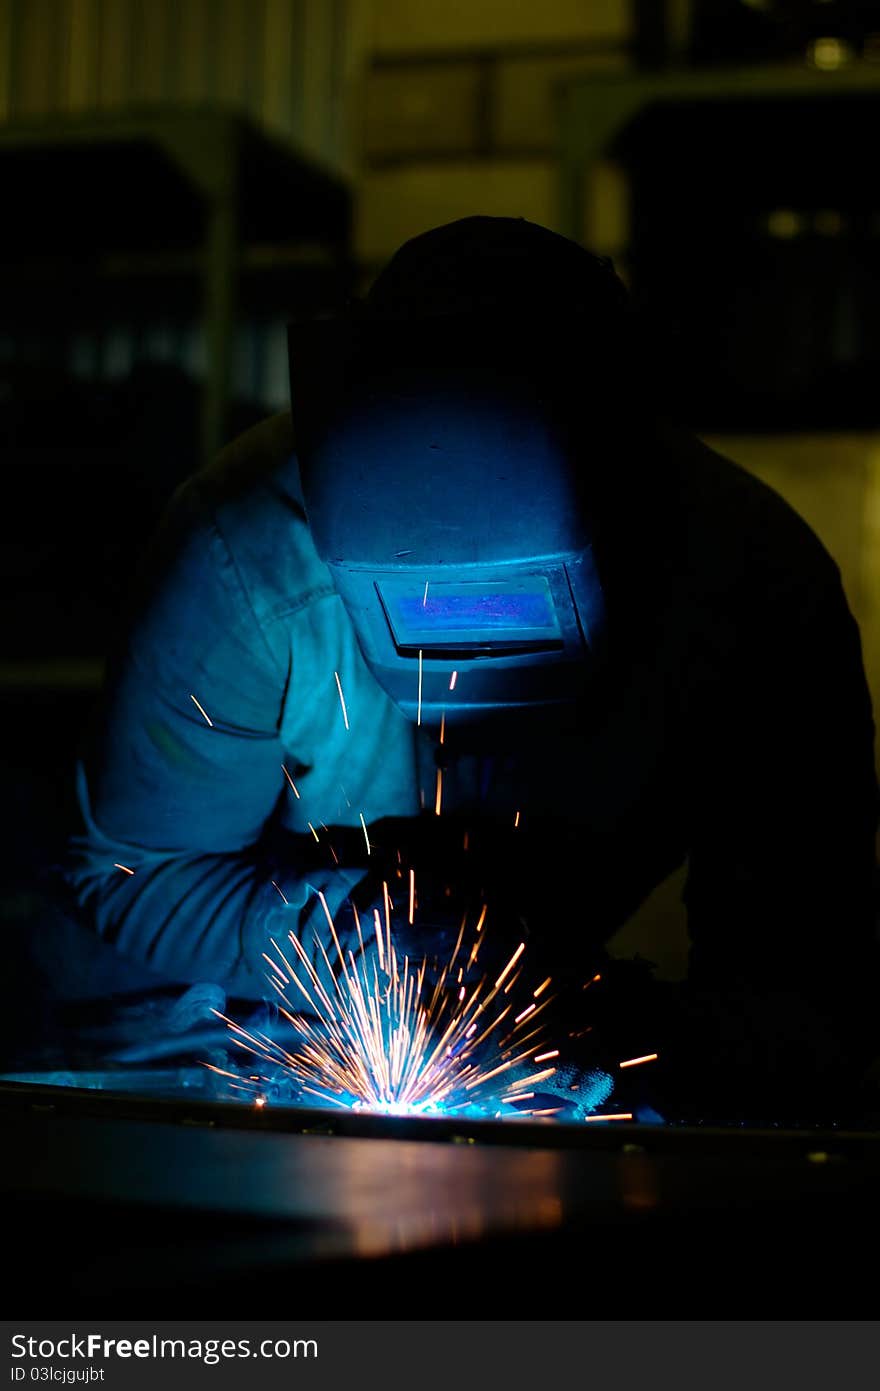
50,217 -> 878,1121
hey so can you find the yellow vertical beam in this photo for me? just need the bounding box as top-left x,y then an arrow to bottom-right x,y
301,0 -> 331,161
257,0 -> 291,134
216,0 -> 248,108
333,0 -> 368,179
238,0 -> 265,116
64,0 -> 100,112
131,0 -> 168,102
17,0 -> 59,114
178,0 -> 210,103
0,0 -> 14,120
98,0 -> 132,109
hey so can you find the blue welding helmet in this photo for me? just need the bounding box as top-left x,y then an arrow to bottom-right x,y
290,336 -> 607,728
289,218 -> 631,729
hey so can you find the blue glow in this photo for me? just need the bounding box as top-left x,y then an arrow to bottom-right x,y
397,590 -> 555,633
379,577 -> 562,648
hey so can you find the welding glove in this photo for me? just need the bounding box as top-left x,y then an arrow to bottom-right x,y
364,811 -> 620,990
272,812 -> 589,1021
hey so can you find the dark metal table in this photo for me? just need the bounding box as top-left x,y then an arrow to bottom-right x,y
3,1075 -> 880,1317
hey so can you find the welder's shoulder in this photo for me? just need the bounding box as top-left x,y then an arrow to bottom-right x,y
678,434 -> 843,611
168,412 -> 333,604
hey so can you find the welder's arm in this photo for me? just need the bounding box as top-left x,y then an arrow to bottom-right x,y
676,566 -> 879,1112
63,483 -> 363,998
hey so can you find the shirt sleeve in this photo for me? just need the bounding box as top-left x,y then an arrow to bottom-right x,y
684,556 -> 879,1032
62,477 -> 364,997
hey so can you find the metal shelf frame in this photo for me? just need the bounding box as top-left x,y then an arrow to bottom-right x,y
558,61 -> 880,246
0,108 -> 351,463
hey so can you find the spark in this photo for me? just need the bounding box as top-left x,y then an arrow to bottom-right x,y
483,1064 -> 555,1091
514,810 -> 521,828
494,941 -> 525,991
434,768 -> 443,816
334,671 -> 350,730
307,822 -> 320,842
214,902 -> 563,1116
449,670 -> 458,691
202,1062 -> 244,1081
316,889 -> 338,941
190,694 -> 213,726
439,712 -> 446,745
465,903 -> 488,971
114,863 -> 135,875
619,1053 -> 658,1069
422,580 -> 430,607
207,791 -> 635,1120
382,880 -> 392,969
263,951 -> 288,983
373,908 -> 386,972
281,765 -> 300,798
417,650 -> 423,725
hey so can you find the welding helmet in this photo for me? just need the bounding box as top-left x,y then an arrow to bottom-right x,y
289,217 -> 632,729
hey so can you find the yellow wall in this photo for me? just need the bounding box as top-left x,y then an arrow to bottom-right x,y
356,1 -> 632,267
368,0 -> 629,54
358,160 -> 559,265
707,433 -> 880,677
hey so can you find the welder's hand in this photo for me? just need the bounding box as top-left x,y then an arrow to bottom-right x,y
346,873 -> 500,985
371,813 -> 600,959
510,955 -> 670,1123
313,811 -> 586,996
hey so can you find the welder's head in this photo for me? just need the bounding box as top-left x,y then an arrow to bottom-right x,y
290,217 -> 636,729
